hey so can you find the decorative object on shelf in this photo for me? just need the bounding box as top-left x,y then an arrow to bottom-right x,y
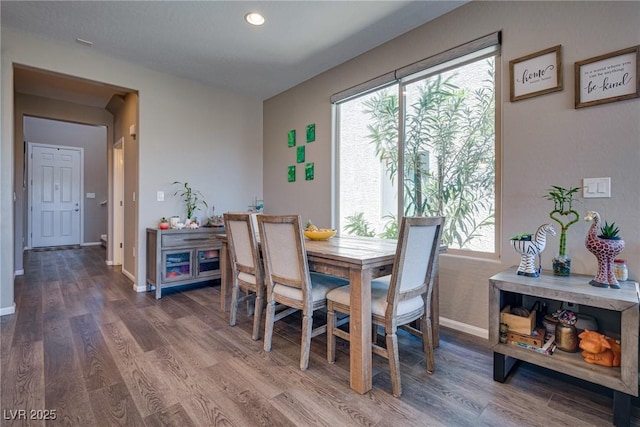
170,216 -> 180,229
159,217 -> 169,230
614,259 -> 628,282
542,314 -> 559,337
575,45 -> 639,109
510,223 -> 555,277
204,206 -> 224,227
248,196 -> 264,213
554,309 -> 579,352
172,181 -> 208,222
578,330 -> 621,367
499,323 -> 509,344
545,185 -> 580,276
510,45 -> 562,102
584,211 -> 625,288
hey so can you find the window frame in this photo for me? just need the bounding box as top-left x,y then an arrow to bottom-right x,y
333,34 -> 502,259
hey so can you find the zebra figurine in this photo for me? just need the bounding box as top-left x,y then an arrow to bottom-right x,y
510,223 -> 556,277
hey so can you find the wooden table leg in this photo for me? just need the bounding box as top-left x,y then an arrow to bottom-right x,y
432,270 -> 439,348
349,267 -> 372,394
220,241 -> 232,312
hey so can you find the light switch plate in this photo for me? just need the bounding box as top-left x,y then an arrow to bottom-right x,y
157,191 -> 165,202
583,177 -> 611,198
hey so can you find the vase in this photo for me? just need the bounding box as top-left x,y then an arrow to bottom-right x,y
588,238 -> 625,289
555,323 -> 579,352
552,254 -> 571,276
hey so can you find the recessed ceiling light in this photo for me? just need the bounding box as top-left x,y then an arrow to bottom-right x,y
75,38 -> 93,47
244,12 -> 265,26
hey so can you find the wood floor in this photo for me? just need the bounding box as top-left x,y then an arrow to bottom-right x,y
1,246 -> 638,426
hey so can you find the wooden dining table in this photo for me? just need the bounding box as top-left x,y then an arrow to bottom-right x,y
216,234 -> 443,394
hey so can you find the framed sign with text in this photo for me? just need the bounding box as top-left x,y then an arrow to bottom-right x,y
510,45 -> 562,102
575,45 -> 639,109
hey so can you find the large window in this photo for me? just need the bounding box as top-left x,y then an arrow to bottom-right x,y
336,36 -> 499,255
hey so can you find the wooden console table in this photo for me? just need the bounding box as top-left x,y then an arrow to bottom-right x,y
489,269 -> 639,427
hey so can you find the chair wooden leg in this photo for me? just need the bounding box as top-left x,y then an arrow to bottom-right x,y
327,303 -> 336,363
300,312 -> 313,371
252,294 -> 264,341
386,330 -> 402,397
263,300 -> 276,352
422,315 -> 435,374
247,291 -> 254,316
230,283 -> 240,327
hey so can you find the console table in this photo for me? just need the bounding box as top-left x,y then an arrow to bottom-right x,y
146,227 -> 224,299
489,269 -> 639,426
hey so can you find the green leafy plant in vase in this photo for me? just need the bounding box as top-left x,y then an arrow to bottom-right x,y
172,181 -> 208,223
544,185 -> 580,276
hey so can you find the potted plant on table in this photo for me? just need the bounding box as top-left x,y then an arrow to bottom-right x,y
159,217 -> 170,230
173,181 -> 208,224
584,211 -> 625,288
544,185 -> 580,276
510,224 -> 555,277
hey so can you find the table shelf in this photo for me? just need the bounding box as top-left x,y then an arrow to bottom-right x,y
489,268 -> 638,426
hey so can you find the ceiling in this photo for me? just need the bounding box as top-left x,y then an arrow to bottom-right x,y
2,1 -> 465,105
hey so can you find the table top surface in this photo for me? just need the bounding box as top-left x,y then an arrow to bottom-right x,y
490,268 -> 640,308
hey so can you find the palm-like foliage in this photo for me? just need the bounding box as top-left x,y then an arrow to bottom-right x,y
346,59 -> 495,248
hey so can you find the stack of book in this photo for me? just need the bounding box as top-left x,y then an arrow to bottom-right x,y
508,327 -> 557,355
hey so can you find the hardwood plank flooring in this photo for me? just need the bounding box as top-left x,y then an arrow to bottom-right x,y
1,246 -> 640,426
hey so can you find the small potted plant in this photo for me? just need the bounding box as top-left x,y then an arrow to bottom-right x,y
599,221 -> 621,240
510,224 -> 555,277
173,181 -> 208,223
159,217 -> 170,230
584,211 -> 625,288
544,185 -> 580,276
510,233 -> 532,241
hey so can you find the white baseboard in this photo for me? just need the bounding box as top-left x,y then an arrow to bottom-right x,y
440,316 -> 489,340
122,268 -> 135,283
134,284 -> 147,293
81,242 -> 102,247
0,303 -> 16,316
105,260 -> 117,266
14,269 -> 24,276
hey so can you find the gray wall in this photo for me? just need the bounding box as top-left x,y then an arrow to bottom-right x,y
24,116 -> 108,245
263,1 -> 640,335
2,27 -> 263,312
13,93 -> 114,274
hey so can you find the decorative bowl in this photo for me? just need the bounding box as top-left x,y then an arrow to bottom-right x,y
304,229 -> 337,241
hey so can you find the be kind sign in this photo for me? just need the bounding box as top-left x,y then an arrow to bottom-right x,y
575,46 -> 639,109
510,45 -> 562,102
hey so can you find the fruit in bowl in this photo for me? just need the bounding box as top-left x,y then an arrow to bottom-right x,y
304,220 -> 336,240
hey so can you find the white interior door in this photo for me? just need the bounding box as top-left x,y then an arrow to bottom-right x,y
30,143 -> 83,247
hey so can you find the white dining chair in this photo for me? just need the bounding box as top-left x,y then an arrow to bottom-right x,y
326,216 -> 444,397
223,212 -> 265,340
257,214 -> 349,371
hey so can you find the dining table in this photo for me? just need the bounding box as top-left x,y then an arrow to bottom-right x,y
216,233 -> 443,394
